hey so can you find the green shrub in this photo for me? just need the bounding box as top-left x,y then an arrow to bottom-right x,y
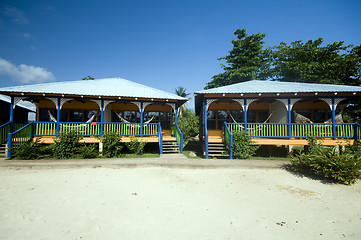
12,139 -> 53,160
291,137 -> 361,185
53,130 -> 83,159
101,131 -> 123,158
126,136 -> 146,155
178,109 -> 199,140
229,130 -> 259,159
77,144 -> 99,159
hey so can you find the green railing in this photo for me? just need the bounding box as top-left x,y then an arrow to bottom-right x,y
336,124 -> 354,138
11,122 -> 33,146
60,122 -> 101,136
33,122 -> 161,137
175,124 -> 183,153
247,123 -> 288,137
292,124 -> 333,138
103,123 -> 140,135
224,122 -> 233,159
225,123 -> 358,139
143,123 -> 159,135
35,122 -> 57,136
0,122 -> 10,144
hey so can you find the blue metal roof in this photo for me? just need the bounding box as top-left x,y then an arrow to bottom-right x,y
195,80 -> 361,94
0,77 -> 187,101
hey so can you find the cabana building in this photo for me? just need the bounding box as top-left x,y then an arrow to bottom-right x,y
0,78 -> 187,158
194,80 -> 361,159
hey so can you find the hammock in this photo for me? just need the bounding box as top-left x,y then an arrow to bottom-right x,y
324,112 -> 344,123
228,111 -> 273,124
294,112 -> 313,123
48,110 -> 98,123
115,112 -> 155,124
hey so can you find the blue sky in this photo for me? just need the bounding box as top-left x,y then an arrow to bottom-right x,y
0,0 -> 360,105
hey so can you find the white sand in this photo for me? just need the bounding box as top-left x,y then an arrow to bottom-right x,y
0,166 -> 360,240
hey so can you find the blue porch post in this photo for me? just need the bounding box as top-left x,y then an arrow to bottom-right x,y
7,96 -> 14,158
174,103 -> 178,139
140,102 -> 143,137
100,99 -> 104,137
204,98 -> 208,159
332,98 -> 336,140
56,97 -> 61,137
288,98 -> 292,140
244,99 -> 247,132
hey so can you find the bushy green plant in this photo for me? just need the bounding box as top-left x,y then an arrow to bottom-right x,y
53,130 -> 83,159
77,144 -> 99,159
291,137 -> 361,185
229,130 -> 259,159
101,131 -> 123,158
177,109 -> 199,139
12,139 -> 53,160
126,136 -> 146,155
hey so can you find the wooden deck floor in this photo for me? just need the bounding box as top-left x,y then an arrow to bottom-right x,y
35,136 -> 176,144
207,137 -> 356,146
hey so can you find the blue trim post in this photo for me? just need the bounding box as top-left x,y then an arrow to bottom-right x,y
288,98 -> 292,140
332,98 -> 336,140
140,102 -> 143,137
56,97 -> 61,137
244,99 -> 247,132
204,98 -> 208,159
230,133 -> 233,160
7,96 -> 14,158
100,99 -> 104,137
174,103 -> 178,139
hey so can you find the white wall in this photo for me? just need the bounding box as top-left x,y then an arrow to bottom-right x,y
269,101 -> 287,123
104,105 -> 112,122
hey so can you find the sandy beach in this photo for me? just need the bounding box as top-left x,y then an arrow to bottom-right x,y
0,163 -> 360,240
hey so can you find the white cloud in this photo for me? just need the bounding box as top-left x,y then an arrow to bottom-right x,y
3,6 -> 28,24
0,57 -> 55,84
23,32 -> 32,39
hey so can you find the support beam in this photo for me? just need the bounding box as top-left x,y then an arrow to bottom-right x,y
174,103 -> 178,139
140,102 -> 143,137
204,98 -> 208,159
7,96 -> 14,158
288,98 -> 292,140
332,98 -> 336,140
100,99 -> 104,137
56,97 -> 61,137
244,99 -> 247,132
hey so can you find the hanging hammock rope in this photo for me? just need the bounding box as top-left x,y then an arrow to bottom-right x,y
115,112 -> 155,124
227,111 -> 274,124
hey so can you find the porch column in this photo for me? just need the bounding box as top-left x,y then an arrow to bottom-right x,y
288,98 -> 292,140
332,98 -> 336,140
174,102 -> 178,139
7,96 -> 14,158
56,97 -> 61,137
100,99 -> 104,137
140,102 -> 143,137
204,98 -> 208,159
243,99 -> 247,132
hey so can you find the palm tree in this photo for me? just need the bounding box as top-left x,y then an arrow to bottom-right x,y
175,87 -> 191,116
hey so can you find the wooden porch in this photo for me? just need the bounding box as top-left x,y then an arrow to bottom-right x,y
35,135 -> 177,144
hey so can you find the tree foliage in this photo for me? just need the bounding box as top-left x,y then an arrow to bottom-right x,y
177,108 -> 199,140
175,86 -> 191,99
82,76 -> 95,80
205,28 -> 361,89
270,39 -> 361,85
205,29 -> 269,89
